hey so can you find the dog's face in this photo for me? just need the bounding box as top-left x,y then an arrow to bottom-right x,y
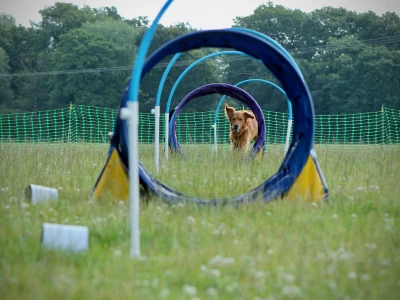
225,104 -> 255,134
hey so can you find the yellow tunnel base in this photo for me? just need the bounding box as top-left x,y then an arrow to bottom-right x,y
93,148 -> 327,203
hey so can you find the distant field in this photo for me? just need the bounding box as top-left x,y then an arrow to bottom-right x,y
0,142 -> 399,299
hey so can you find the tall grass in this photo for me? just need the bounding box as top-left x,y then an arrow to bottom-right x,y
0,143 -> 399,299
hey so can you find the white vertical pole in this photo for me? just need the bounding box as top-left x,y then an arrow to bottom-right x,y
120,101 -> 140,258
284,119 -> 292,154
68,102 -> 72,143
153,106 -> 160,173
165,113 -> 169,161
212,123 -> 217,154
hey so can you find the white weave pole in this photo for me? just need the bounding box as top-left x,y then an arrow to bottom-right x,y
151,106 -> 161,173
123,0 -> 174,259
284,119 -> 292,154
212,123 -> 217,154
120,101 -> 140,258
165,113 -> 169,161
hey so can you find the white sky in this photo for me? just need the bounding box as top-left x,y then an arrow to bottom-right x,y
1,0 -> 399,29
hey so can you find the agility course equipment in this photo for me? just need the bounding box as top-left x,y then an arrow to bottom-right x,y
92,0 -> 329,257
161,51 -> 253,166
93,28 -> 329,205
212,79 -> 292,154
168,83 -> 266,158
154,27 -> 303,172
122,0 -> 174,258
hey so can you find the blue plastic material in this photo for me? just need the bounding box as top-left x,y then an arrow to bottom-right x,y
213,78 -> 293,124
117,29 -> 314,205
165,51 -> 252,114
128,0 -> 174,103
169,83 -> 266,158
155,52 -> 182,107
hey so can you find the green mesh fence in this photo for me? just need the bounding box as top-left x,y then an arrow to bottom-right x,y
0,105 -> 399,146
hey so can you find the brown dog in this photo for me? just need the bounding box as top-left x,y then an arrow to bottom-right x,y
224,103 -> 258,153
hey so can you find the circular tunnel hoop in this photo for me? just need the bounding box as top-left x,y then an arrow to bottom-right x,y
165,51 -> 252,114
214,79 -> 292,124
213,79 -> 293,154
154,27 -> 304,169
169,83 -> 266,158
119,29 -> 314,205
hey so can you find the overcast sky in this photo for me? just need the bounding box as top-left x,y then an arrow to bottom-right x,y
1,0 -> 399,29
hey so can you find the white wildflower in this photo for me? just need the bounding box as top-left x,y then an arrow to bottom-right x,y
365,243 -> 377,250
160,288 -> 169,297
209,269 -> 221,277
361,274 -> 371,281
226,283 -> 239,292
183,285 -> 197,296
187,216 -> 196,224
328,281 -> 337,291
281,285 -> 302,297
281,273 -> 295,283
152,278 -> 159,288
213,229 -> 220,235
347,272 -> 357,279
381,259 -> 390,266
206,287 -> 218,296
208,255 -> 235,267
200,265 -> 208,272
253,271 -> 265,279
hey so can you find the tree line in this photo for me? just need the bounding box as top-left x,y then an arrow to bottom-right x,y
0,2 -> 399,114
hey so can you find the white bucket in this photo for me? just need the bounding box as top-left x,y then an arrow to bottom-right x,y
25,184 -> 58,204
41,223 -> 89,253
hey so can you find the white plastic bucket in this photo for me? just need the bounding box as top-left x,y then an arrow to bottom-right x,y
41,223 -> 89,253
25,184 -> 58,204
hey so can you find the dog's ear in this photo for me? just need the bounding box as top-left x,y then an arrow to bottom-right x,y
225,104 -> 235,118
244,111 -> 255,120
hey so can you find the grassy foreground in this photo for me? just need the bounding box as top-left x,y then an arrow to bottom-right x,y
0,143 -> 399,299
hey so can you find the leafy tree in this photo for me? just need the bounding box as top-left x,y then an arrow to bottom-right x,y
1,2 -> 399,114
33,2 -> 125,51
233,2 -> 310,51
0,13 -> 15,26
50,21 -> 139,108
0,48 -> 12,112
33,2 -> 93,51
124,16 -> 149,28
298,36 -> 400,113
0,21 -> 47,111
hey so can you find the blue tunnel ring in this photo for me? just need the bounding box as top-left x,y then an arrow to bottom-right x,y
119,29 -> 314,205
169,83 -> 266,158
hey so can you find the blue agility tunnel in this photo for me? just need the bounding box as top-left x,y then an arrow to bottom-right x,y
93,29 -> 328,205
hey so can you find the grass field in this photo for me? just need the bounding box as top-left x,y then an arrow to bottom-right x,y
1,142 -> 399,299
